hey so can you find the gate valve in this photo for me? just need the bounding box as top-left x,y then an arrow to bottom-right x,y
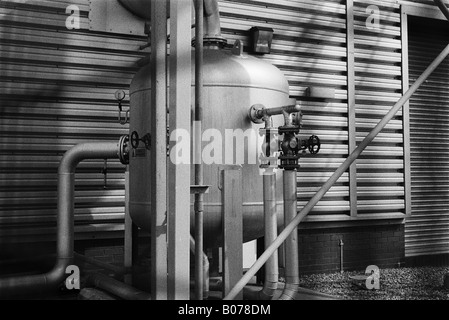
307,135 -> 321,154
279,133 -> 302,170
299,135 -> 321,154
281,135 -> 301,155
130,131 -> 151,150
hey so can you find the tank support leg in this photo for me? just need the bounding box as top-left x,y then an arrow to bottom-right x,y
221,168 -> 243,300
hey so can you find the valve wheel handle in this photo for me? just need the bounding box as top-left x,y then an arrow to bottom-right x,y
130,131 -> 140,149
308,135 -> 321,154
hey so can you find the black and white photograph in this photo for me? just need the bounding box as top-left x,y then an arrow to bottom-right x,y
0,0 -> 448,309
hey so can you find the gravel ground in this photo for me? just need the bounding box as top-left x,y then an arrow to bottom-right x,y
298,266 -> 449,300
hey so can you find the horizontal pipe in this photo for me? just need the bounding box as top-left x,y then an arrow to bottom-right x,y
278,170 -> 299,300
256,104 -> 301,119
0,142 -> 120,298
224,42 -> 449,300
85,273 -> 151,300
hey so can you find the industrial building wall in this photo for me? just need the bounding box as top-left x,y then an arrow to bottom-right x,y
3,0 -> 445,272
220,0 -> 408,222
220,0 -> 408,272
406,16 -> 449,259
0,0 -> 146,250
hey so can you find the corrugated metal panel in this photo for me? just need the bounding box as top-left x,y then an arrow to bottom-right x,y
353,0 -> 406,216
405,17 -> 449,257
0,0 -> 147,244
219,0 -> 350,217
0,0 -> 415,247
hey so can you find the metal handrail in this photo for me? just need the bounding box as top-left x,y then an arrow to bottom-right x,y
224,41 -> 449,300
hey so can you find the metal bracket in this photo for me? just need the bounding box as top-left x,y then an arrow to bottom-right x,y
190,185 -> 210,195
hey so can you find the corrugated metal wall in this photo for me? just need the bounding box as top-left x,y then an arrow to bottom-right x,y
406,17 -> 449,257
220,0 -> 408,220
220,0 -> 351,217
353,0 -> 406,217
0,0 -> 146,244
1,0 -> 417,247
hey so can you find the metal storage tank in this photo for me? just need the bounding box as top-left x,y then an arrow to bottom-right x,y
129,45 -> 291,247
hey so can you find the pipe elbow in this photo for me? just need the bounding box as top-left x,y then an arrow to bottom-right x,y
278,283 -> 299,300
258,280 -> 278,300
58,142 -> 120,174
45,258 -> 72,285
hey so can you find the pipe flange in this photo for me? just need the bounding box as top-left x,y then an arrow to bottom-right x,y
191,36 -> 228,48
204,36 -> 228,46
118,135 -> 130,165
248,104 -> 266,124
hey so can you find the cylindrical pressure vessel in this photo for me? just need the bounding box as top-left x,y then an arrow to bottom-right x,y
129,46 -> 291,247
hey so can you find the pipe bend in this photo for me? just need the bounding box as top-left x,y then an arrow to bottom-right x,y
0,141 -> 122,298
59,142 -> 119,174
278,282 -> 299,300
44,258 -> 72,287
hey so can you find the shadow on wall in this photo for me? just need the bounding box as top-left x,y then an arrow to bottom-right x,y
0,1 -> 132,274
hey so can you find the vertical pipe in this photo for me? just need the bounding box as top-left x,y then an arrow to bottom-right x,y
245,119 -> 279,300
124,166 -> 133,285
224,43 -> 449,300
168,0 -> 192,300
260,173 -> 279,299
194,0 -> 204,301
190,236 -> 209,299
0,142 -> 120,297
339,239 -> 344,274
346,0 -> 358,218
278,170 -> 299,300
150,0 -> 168,300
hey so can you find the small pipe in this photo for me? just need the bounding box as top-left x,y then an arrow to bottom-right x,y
282,111 -> 294,127
85,273 -> 151,300
255,104 -> 301,120
278,170 -> 299,300
203,0 -> 222,40
194,0 -> 205,301
224,42 -> 449,300
339,239 -> 344,274
0,142 -> 120,298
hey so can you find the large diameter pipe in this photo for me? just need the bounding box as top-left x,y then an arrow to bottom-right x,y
224,43 -> 449,300
245,173 -> 279,300
194,0 -> 205,301
0,142 -> 120,298
85,273 -> 151,300
260,173 -> 279,299
278,170 -> 299,300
